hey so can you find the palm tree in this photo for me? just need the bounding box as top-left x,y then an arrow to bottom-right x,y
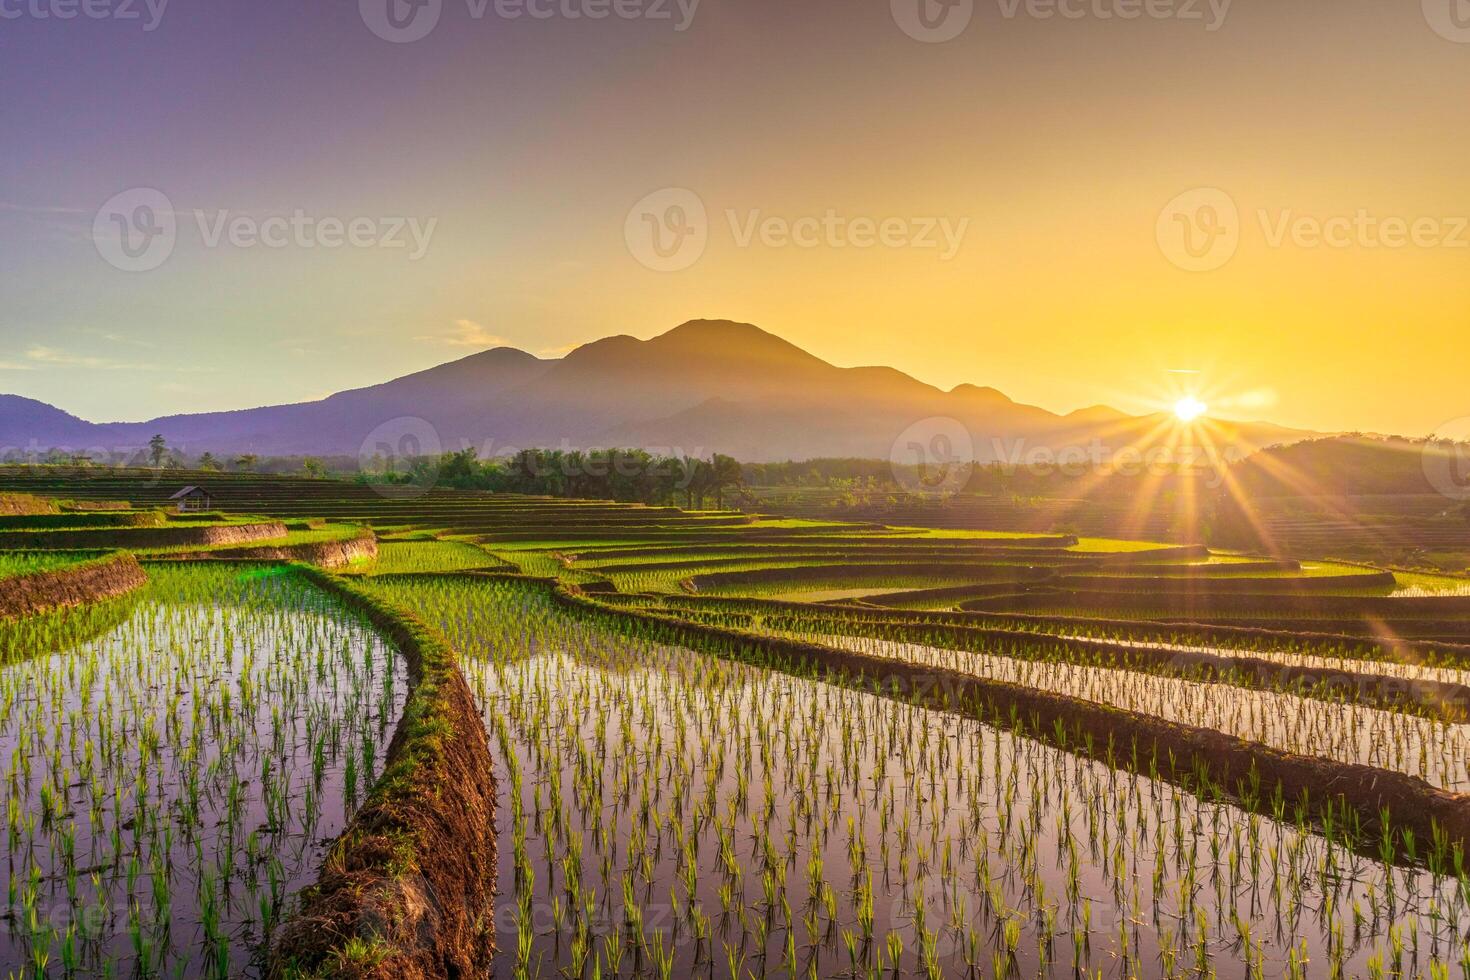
148,434 -> 168,468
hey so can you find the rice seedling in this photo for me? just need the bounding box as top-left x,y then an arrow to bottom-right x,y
0,564 -> 406,976
368,573 -> 1470,979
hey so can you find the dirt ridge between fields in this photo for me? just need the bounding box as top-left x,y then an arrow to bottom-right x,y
163,530 -> 379,568
0,552 -> 148,620
269,568 -> 496,980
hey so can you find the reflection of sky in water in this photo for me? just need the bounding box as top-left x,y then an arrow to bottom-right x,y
794,632 -> 1470,792
0,575 -> 406,978
385,578 -> 1470,980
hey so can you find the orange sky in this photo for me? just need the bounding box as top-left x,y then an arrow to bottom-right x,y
2,0 -> 1466,436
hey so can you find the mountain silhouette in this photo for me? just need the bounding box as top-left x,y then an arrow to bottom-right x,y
0,320 -> 1313,462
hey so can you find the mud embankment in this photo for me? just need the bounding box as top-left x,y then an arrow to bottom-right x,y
0,521 -> 289,550
0,553 -> 149,620
167,531 -> 378,569
269,568 -> 496,980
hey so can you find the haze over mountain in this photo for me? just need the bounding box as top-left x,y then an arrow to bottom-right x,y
0,321 -> 1315,463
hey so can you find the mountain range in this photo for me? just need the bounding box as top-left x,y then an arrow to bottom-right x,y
0,320 -> 1315,463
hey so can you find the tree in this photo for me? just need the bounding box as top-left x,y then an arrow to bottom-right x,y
148,434 -> 168,468
437,448 -> 481,487
302,458 -> 325,479
709,454 -> 744,510
198,452 -> 221,471
234,454 -> 259,472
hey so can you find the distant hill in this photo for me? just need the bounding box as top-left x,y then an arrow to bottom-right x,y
0,319 -> 1317,463
1230,435 -> 1470,499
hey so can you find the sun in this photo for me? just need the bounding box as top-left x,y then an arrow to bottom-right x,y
1173,396 -> 1209,423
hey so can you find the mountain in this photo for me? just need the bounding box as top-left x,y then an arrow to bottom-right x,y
0,320 -> 1317,463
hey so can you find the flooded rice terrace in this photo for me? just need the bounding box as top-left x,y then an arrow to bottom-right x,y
789,633 -> 1470,792
368,576 -> 1470,980
0,565 -> 406,978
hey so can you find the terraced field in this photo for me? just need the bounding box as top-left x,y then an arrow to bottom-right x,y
1,468 -> 1469,977
0,565 -> 405,977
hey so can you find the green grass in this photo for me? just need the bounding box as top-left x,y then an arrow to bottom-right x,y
361,540 -> 505,575
1069,537 -> 1177,553
1390,570 -> 1470,596
0,551 -> 99,580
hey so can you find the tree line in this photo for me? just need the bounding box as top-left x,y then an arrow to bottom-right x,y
363,448 -> 746,508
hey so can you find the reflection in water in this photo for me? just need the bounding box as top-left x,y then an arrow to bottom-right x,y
376,576 -> 1470,980
0,566 -> 406,977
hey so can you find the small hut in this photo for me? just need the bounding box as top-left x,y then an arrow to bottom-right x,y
169,485 -> 214,513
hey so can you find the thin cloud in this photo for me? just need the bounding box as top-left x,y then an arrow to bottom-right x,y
0,361 -> 35,371
416,319 -> 510,349
25,346 -> 147,370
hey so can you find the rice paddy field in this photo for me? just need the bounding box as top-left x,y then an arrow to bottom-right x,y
0,564 -> 404,978
0,468 -> 1469,977
0,553 -> 96,581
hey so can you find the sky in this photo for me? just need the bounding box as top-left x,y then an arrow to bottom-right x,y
1,0 -> 1467,437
